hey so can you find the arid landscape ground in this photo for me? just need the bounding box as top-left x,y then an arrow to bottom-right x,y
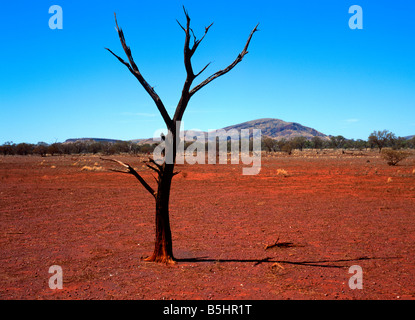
1,150 -> 414,300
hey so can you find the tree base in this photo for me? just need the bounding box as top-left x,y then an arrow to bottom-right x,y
142,254 -> 176,265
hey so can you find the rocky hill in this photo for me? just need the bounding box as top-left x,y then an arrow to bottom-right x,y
67,118 -> 329,144
222,118 -> 328,140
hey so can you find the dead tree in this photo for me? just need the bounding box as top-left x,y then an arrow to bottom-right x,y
104,7 -> 258,263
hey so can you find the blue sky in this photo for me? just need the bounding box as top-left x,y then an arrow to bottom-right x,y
1,0 -> 414,144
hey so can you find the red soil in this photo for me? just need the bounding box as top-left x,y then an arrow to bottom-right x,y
1,151 -> 414,300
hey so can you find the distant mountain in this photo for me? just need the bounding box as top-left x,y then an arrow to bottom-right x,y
222,118 -> 328,140
66,119 -> 329,144
64,138 -> 123,144
131,118 -> 329,144
405,135 -> 414,140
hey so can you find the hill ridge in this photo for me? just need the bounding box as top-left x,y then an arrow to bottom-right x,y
67,118 -> 329,144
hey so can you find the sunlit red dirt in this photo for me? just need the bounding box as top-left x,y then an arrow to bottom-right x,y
1,151 -> 414,300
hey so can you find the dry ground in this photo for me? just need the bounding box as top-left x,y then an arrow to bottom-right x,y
1,150 -> 414,300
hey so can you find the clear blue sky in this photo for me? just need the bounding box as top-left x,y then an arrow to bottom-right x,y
1,0 -> 414,144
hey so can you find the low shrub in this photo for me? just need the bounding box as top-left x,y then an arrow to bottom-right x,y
381,149 -> 410,166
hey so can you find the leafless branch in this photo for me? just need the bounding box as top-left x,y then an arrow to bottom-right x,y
148,157 -> 163,168
189,23 -> 259,97
191,22 -> 213,55
195,62 -> 211,78
145,163 -> 161,175
189,27 -> 197,46
106,13 -> 173,131
105,47 -> 132,70
101,157 -> 156,198
176,19 -> 186,32
108,168 -> 131,174
172,9 -> 258,123
151,173 -> 159,184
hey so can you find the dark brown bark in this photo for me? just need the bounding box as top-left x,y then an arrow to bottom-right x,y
105,7 -> 258,264
144,163 -> 175,263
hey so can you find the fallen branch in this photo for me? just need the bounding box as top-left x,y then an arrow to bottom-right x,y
264,238 -> 295,250
264,237 -> 279,250
271,262 -> 285,270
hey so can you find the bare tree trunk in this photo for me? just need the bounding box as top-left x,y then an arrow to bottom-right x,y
145,130 -> 178,263
104,7 -> 258,264
145,163 -> 175,263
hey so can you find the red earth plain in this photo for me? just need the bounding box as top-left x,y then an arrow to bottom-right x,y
1,150 -> 414,300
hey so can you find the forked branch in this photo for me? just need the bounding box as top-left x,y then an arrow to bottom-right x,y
173,8 -> 259,122
189,23 -> 259,97
177,6 -> 214,81
145,163 -> 161,175
101,158 -> 156,198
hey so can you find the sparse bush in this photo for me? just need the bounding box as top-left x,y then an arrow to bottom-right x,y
48,143 -> 62,156
390,136 -> 407,150
281,142 -> 293,155
81,165 -> 103,171
311,136 -> 324,150
291,136 -> 307,151
0,142 -> 16,155
369,130 -> 396,152
330,135 -> 346,149
113,141 -> 132,153
33,142 -> 48,157
130,143 -> 141,155
354,139 -> 369,151
262,137 -> 277,153
15,143 -> 34,155
140,143 -> 158,154
61,143 -> 76,155
73,141 -> 87,154
87,141 -> 103,154
381,149 -> 410,166
276,169 -> 289,177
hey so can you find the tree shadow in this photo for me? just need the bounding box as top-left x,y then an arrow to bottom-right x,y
175,256 -> 400,269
